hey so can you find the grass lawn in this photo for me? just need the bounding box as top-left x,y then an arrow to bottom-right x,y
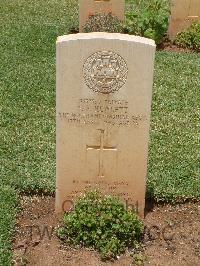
0,0 -> 199,264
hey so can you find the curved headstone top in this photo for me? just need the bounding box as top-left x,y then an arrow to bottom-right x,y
57,33 -> 156,47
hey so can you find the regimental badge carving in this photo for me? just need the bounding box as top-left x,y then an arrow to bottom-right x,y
83,51 -> 128,94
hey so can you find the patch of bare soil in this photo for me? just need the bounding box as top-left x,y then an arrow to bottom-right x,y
13,196 -> 200,266
157,41 -> 194,53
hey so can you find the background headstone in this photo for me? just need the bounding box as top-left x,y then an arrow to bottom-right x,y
168,0 -> 200,40
56,33 -> 156,217
79,0 -> 125,32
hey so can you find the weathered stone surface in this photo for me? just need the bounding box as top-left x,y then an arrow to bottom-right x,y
168,0 -> 200,39
56,33 -> 156,217
79,0 -> 125,32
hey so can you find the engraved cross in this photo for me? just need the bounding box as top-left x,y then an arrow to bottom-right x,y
86,129 -> 117,178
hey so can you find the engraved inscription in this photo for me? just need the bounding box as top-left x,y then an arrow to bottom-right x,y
58,98 -> 146,127
83,51 -> 128,94
68,179 -> 137,208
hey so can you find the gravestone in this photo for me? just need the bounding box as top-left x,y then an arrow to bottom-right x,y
56,33 -> 156,217
79,0 -> 125,32
168,0 -> 200,39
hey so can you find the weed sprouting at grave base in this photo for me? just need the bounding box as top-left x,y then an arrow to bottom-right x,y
125,0 -> 170,44
58,191 -> 143,260
83,13 -> 124,33
174,21 -> 200,51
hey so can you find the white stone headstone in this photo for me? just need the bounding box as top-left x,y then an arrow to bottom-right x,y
56,33 -> 156,217
79,0 -> 125,32
168,0 -> 200,39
